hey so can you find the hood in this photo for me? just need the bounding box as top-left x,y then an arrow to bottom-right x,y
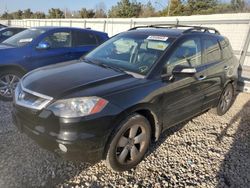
22,60 -> 135,99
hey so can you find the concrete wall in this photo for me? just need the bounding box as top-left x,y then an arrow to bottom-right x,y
1,13 -> 250,91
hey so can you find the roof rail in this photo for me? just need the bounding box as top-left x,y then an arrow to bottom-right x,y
128,25 -> 172,31
183,26 -> 220,35
128,24 -> 220,35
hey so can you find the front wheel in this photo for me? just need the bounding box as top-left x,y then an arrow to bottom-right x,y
0,70 -> 23,101
105,114 -> 151,172
212,83 -> 235,116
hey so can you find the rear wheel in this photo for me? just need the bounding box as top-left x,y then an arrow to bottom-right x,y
212,83 -> 234,116
106,114 -> 151,172
0,70 -> 23,101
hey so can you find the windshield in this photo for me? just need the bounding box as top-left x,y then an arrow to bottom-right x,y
85,33 -> 173,75
2,28 -> 45,47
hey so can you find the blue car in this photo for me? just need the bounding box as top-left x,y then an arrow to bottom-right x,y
0,27 -> 109,100
0,24 -> 7,28
0,27 -> 26,43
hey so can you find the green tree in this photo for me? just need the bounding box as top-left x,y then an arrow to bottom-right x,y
1,12 -> 13,19
160,0 -> 184,16
48,8 -> 64,18
94,2 -> 107,18
33,12 -> 46,19
186,0 -> 218,15
139,1 -> 157,17
22,9 -> 33,18
231,0 -> 245,11
12,10 -> 23,19
169,0 -> 184,16
214,3 -> 233,14
79,8 -> 95,18
108,0 -> 142,18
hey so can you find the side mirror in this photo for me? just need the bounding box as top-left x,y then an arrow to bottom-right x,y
36,42 -> 50,50
172,65 -> 197,76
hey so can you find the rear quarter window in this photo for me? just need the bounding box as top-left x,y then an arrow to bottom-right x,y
204,37 -> 222,64
73,31 -> 98,47
220,38 -> 233,60
95,34 -> 107,44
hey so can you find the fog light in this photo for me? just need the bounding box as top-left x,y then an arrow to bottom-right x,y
58,144 -> 67,152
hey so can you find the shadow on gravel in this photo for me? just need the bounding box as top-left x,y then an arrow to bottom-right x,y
146,121 -> 187,158
216,100 -> 250,187
0,130 -> 95,188
0,102 -> 94,188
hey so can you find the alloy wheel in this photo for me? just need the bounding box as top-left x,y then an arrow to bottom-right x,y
219,85 -> 233,113
116,124 -> 147,165
0,74 -> 20,99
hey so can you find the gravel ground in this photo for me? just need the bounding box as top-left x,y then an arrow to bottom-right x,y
0,93 -> 250,188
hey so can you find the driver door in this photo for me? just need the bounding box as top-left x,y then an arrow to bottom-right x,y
161,36 -> 207,129
29,30 -> 73,70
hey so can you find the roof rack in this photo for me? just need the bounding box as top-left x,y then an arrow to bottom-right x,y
128,24 -> 220,35
183,26 -> 220,35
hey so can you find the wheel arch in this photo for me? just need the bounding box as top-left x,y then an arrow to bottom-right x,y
118,104 -> 162,141
223,79 -> 237,95
0,64 -> 27,75
103,103 -> 162,159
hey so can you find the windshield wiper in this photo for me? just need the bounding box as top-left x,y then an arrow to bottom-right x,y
100,63 -> 126,73
83,58 -> 125,73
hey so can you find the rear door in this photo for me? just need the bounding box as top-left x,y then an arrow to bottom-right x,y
71,30 -> 100,59
30,30 -> 74,69
161,36 -> 207,128
201,36 -> 226,110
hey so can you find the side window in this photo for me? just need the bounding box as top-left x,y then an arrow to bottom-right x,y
41,31 -> 72,48
204,37 -> 221,64
73,31 -> 97,47
2,30 -> 14,37
15,28 -> 24,34
96,34 -> 105,44
164,38 -> 201,74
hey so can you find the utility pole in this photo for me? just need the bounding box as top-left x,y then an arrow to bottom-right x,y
167,0 -> 171,16
5,3 -> 8,13
64,8 -> 68,18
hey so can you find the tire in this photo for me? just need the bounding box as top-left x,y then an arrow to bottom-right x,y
105,114 -> 151,172
211,83 -> 234,116
0,70 -> 23,101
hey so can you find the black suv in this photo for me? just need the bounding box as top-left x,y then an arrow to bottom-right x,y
12,25 -> 239,171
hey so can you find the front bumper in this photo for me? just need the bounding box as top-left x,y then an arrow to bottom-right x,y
12,103 -> 121,163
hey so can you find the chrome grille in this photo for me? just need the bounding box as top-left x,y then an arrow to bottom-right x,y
14,82 -> 53,110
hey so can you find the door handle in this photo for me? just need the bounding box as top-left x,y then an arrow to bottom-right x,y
23,55 -> 31,59
224,66 -> 229,70
198,75 -> 207,81
65,52 -> 73,57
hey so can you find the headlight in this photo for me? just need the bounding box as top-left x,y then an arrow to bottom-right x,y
47,97 -> 108,118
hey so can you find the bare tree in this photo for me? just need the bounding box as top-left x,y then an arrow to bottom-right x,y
94,2 -> 107,18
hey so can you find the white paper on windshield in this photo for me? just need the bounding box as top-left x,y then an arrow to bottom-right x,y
147,36 -> 168,41
147,41 -> 168,51
19,38 -> 33,43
